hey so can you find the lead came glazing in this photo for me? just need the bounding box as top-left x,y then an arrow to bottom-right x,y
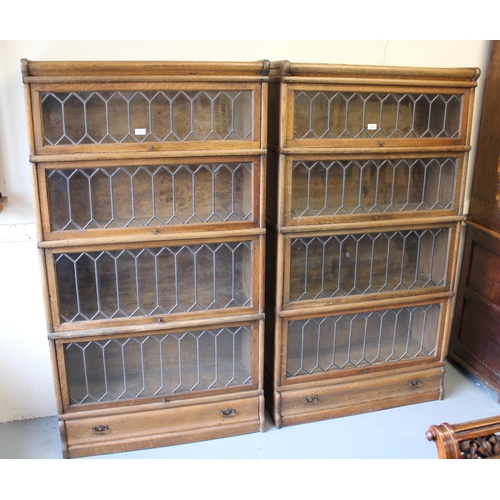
47,162 -> 253,231
289,229 -> 449,302
65,326 -> 253,405
294,91 -> 462,140
41,90 -> 254,145
55,242 -> 253,323
286,305 -> 440,377
291,158 -> 457,217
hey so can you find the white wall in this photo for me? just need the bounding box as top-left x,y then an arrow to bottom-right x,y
0,40 -> 492,423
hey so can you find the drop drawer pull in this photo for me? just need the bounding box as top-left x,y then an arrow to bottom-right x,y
303,395 -> 319,405
408,379 -> 422,389
92,424 -> 109,434
220,408 -> 236,418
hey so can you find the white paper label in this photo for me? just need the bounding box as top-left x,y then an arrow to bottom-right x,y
135,128 -> 147,136
367,123 -> 377,130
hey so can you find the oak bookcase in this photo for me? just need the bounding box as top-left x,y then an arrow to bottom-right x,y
265,61 -> 479,427
22,57 -> 482,454
22,59 -> 269,458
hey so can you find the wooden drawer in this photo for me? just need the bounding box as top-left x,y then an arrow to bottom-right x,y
277,365 -> 444,427
63,394 -> 263,458
36,155 -> 265,243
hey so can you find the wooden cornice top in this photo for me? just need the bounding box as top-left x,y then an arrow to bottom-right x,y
269,60 -> 481,87
21,59 -> 271,83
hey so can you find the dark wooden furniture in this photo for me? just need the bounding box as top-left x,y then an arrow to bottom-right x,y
448,41 -> 500,400
0,192 -> 7,212
427,415 -> 500,458
265,61 -> 479,428
22,59 -> 269,458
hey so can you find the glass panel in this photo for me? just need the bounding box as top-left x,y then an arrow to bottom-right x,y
294,91 -> 462,140
289,228 -> 449,302
291,158 -> 457,218
46,162 -> 253,231
41,90 -> 254,146
64,326 -> 253,404
286,304 -> 440,377
55,242 -> 253,324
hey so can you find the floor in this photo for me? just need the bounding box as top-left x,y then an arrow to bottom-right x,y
1,360 -> 499,460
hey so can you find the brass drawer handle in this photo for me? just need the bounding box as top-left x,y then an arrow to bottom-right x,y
220,408 -> 236,418
92,424 -> 109,435
303,395 -> 319,405
408,379 -> 422,389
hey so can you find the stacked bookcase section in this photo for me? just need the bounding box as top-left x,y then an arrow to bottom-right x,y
265,61 -> 479,427
22,59 -> 269,457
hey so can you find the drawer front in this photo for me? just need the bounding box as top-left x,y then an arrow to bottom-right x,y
64,395 -> 262,457
284,155 -> 465,226
31,82 -> 264,154
46,237 -> 260,331
56,322 -> 261,410
37,156 -> 263,240
285,85 -> 472,149
279,366 -> 444,423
